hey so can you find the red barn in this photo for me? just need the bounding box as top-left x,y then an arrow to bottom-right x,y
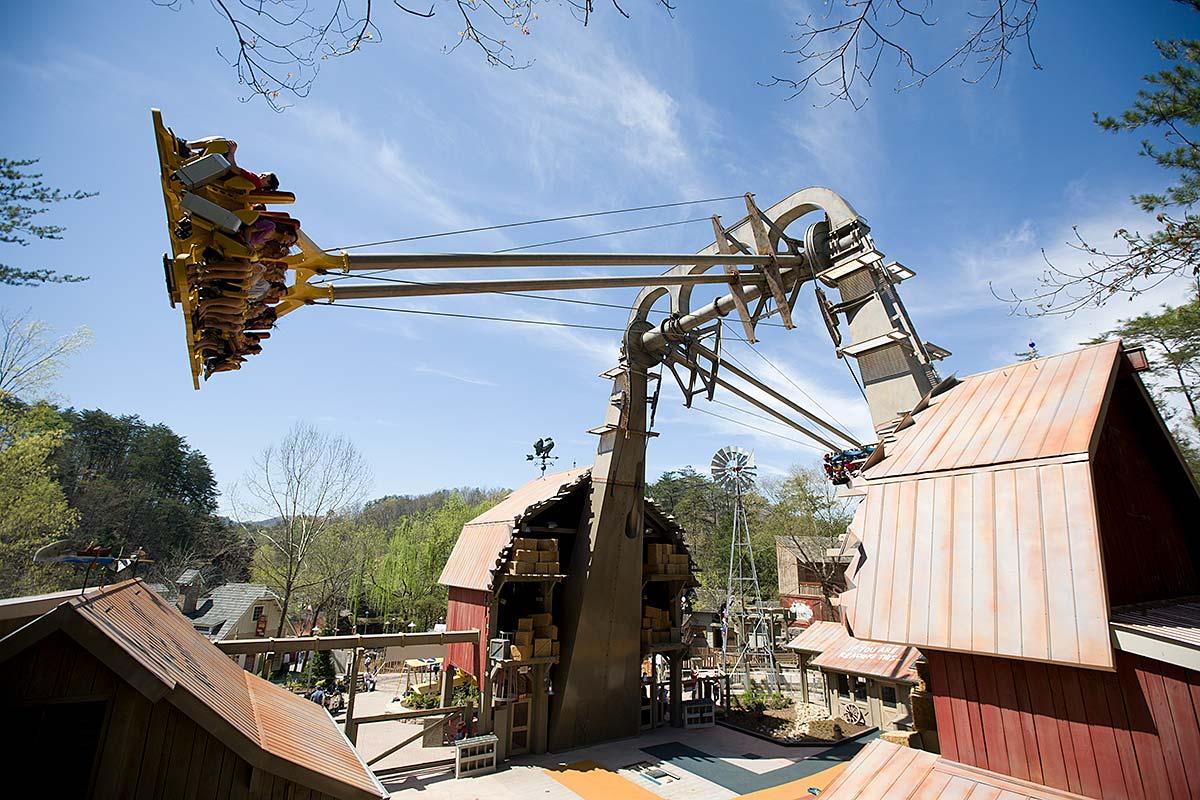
439,467 -> 695,757
838,341 -> 1200,799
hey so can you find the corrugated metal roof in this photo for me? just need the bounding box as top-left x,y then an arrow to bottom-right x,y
842,460 -> 1113,670
810,637 -> 920,683
867,341 -> 1120,480
1111,598 -> 1200,648
439,467 -> 591,591
62,580 -> 385,799
784,620 -> 850,654
820,739 -> 1091,800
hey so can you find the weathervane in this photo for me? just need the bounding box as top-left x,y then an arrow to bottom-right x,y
526,437 -> 557,477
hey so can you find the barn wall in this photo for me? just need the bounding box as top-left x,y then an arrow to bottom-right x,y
5,631 -> 341,800
927,648 -> 1200,800
1092,370 -> 1200,606
445,586 -> 490,678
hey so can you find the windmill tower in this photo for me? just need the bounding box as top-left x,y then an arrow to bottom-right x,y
712,446 -> 778,691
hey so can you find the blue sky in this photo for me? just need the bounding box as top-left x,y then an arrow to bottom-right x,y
2,1 -> 1196,508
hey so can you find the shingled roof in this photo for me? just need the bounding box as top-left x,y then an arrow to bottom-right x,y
187,582 -> 278,641
0,580 -> 386,800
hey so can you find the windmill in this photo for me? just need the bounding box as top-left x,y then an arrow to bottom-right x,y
711,446 -> 778,691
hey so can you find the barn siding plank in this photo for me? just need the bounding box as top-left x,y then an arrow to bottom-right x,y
1076,669 -> 1130,800
1159,665 -> 1200,798
944,653 -> 977,765
971,655 -> 1009,776
929,652 -> 960,762
133,700 -> 172,800
1099,669 -> 1146,800
991,659 -> 1030,782
1116,654 -> 1172,799
1047,666 -> 1082,795
163,710 -> 199,798
960,655 -> 989,771
1010,658 -> 1045,787
195,729 -> 228,800
1023,661 -> 1069,791
1138,664 -> 1191,799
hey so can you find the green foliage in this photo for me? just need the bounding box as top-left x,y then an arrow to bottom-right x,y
402,688 -> 441,709
0,399 -> 77,595
51,408 -> 250,585
452,682 -> 480,708
306,648 -> 336,688
1092,290 -> 1200,476
737,688 -> 793,713
648,467 -> 777,604
368,492 -> 504,630
0,158 -> 94,286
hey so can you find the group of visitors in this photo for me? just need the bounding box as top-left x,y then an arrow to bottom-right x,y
172,134 -> 302,379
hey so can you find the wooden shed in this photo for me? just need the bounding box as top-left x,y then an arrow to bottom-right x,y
438,467 -> 695,756
1,579 -> 387,800
839,341 -> 1200,799
785,621 -> 919,730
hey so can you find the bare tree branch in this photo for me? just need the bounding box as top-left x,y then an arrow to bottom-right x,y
766,0 -> 1039,108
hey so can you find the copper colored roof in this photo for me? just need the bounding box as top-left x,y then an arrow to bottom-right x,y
820,739 -> 1091,800
784,620 -> 850,654
439,467 -> 591,591
1111,598 -> 1200,649
841,343 -> 1124,671
0,580 -> 386,800
810,637 -> 920,683
866,341 -> 1120,480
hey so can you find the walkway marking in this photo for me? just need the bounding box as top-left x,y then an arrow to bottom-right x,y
641,731 -> 877,795
546,759 -> 663,800
736,763 -> 849,799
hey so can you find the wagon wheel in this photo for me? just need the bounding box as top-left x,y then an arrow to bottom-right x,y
843,704 -> 867,726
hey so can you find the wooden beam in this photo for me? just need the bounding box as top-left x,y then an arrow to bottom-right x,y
345,647 -> 362,744
351,705 -> 467,726
215,629 -> 480,655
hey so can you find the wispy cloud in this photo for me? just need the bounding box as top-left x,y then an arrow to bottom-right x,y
414,364 -> 498,386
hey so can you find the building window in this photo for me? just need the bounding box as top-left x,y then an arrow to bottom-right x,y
853,677 -> 868,703
252,605 -> 263,620
835,673 -> 850,698
881,684 -> 898,708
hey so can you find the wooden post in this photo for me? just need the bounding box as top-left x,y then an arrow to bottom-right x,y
260,651 -> 271,679
800,654 -> 810,706
345,647 -> 362,744
669,653 -> 683,728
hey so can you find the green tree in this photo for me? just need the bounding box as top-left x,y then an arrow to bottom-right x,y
1007,1 -> 1200,314
52,409 -> 249,585
369,492 -> 501,630
1091,290 -> 1200,474
0,308 -> 91,400
1,158 -> 94,286
0,400 -> 78,596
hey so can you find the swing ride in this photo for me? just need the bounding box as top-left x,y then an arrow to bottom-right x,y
149,107 -> 948,750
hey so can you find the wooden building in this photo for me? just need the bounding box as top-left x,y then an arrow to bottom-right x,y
786,620 -> 920,731
439,467 -> 695,757
837,341 -> 1200,799
1,579 -> 387,800
775,538 -> 849,628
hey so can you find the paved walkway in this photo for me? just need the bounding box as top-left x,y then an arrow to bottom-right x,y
380,722 -> 876,799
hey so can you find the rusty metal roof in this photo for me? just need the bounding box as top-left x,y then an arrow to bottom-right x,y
810,637 -> 921,683
842,459 -> 1112,670
7,580 -> 386,800
840,343 -> 1125,671
784,620 -> 850,654
439,467 -> 591,591
867,341 -> 1121,480
820,739 -> 1092,800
